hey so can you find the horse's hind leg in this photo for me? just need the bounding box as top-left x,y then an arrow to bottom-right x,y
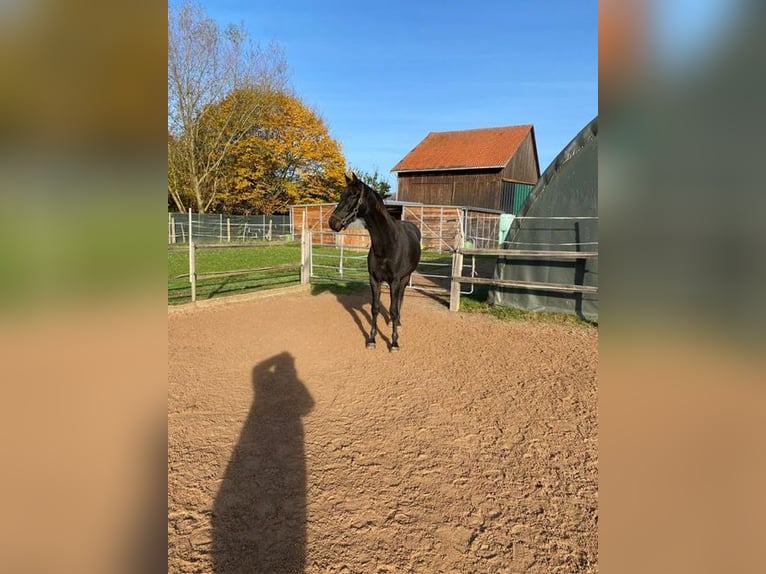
394,274 -> 411,327
367,276 -> 381,349
389,278 -> 406,351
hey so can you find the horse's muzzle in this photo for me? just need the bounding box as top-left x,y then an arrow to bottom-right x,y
328,214 -> 344,232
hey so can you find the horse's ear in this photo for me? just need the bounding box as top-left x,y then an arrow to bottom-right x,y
344,172 -> 352,185
349,171 -> 360,184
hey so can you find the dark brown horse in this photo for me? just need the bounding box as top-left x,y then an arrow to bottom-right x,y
329,172 -> 421,351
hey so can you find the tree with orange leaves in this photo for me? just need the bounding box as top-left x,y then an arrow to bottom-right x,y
208,89 -> 346,214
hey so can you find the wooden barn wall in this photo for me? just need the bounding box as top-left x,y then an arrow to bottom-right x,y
402,205 -> 463,251
397,169 -> 504,211
501,133 -> 539,184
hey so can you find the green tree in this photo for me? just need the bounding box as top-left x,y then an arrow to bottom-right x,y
352,167 -> 393,199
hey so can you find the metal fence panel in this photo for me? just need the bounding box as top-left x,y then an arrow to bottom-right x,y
167,212 -> 293,244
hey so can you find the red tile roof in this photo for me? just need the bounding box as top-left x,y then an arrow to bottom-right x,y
392,125 -> 533,172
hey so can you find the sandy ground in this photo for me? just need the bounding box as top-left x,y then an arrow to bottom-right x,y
168,287 -> 598,573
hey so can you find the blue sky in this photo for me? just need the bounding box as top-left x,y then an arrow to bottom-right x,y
202,0 -> 597,190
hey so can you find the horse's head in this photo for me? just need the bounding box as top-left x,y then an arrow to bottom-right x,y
329,171 -> 372,232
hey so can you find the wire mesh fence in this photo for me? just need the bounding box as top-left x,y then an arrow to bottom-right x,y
168,212 -> 293,244
464,215 -> 503,249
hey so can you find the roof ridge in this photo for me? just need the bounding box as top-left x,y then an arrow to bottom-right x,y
428,124 -> 532,136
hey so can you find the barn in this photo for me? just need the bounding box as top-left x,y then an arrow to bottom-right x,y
391,124 -> 541,213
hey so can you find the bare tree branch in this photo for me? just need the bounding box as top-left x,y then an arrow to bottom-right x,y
167,1 -> 288,213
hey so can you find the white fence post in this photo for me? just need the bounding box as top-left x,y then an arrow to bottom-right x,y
226,218 -> 231,243
449,226 -> 464,312
439,207 -> 444,250
188,209 -> 197,302
300,213 -> 309,285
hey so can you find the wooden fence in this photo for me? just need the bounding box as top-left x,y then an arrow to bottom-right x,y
170,209 -> 303,303
448,220 -> 598,311
175,208 -> 598,313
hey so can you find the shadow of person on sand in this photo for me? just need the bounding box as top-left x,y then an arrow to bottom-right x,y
212,352 -> 314,574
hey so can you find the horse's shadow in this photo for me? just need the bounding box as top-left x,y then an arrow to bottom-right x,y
312,284 -> 397,349
315,284 -> 448,350
334,291 -> 394,350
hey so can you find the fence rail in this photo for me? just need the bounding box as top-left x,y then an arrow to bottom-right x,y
453,276 -> 598,294
196,263 -> 298,280
464,248 -> 599,259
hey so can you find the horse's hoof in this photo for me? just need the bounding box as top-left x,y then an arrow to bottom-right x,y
366,341 -> 376,349
390,345 -> 400,353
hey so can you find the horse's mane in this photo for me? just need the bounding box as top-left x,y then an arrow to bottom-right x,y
361,180 -> 385,206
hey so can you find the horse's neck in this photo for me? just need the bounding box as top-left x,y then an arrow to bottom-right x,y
363,196 -> 397,255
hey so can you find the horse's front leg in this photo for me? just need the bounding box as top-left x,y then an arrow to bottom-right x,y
367,276 -> 381,349
389,278 -> 406,352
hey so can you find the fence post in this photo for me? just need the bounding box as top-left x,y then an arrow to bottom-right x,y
419,205 -> 424,244
449,227 -> 464,312
339,234 -> 344,278
219,213 -> 223,243
300,213 -> 309,285
226,218 -> 231,243
170,215 -> 176,244
188,209 -> 197,302
268,219 -> 273,241
439,207 -> 444,251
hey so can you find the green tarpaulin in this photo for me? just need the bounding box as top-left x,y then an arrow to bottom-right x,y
490,118 -> 598,321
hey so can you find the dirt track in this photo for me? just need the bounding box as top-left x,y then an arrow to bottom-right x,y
168,287 -> 598,573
